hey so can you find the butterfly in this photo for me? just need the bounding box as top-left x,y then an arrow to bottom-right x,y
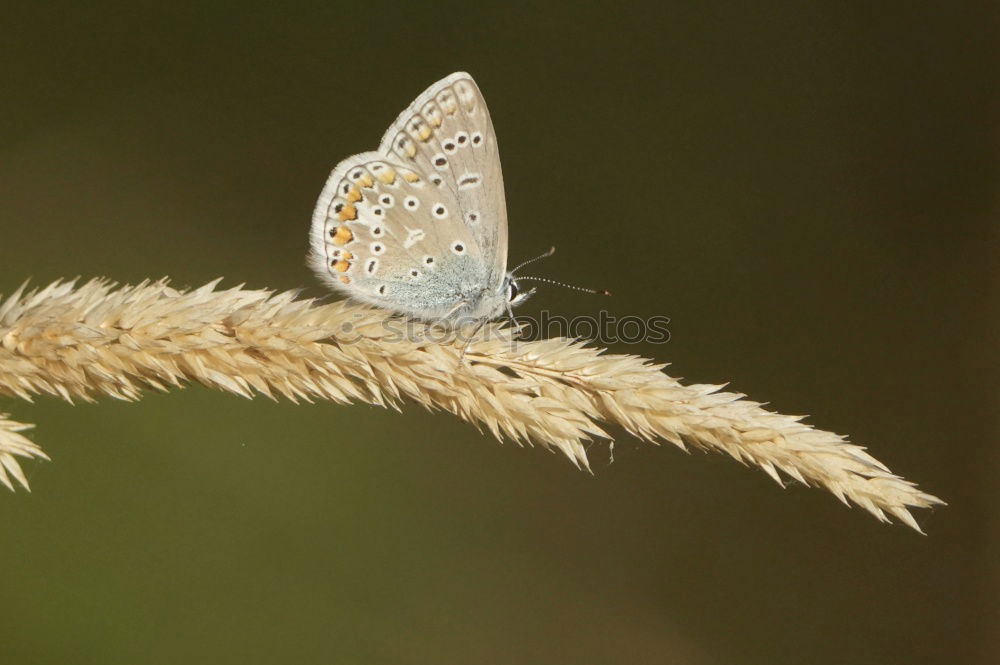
309,72 -> 531,327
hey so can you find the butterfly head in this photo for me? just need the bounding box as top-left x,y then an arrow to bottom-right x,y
504,274 -> 535,308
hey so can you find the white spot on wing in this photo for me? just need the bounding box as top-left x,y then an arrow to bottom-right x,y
404,228 -> 426,249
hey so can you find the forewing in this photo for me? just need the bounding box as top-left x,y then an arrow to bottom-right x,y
377,72 -> 509,282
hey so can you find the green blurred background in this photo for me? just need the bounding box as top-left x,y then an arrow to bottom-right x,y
1,2 -> 995,664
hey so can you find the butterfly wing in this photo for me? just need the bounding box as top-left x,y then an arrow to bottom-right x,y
310,149 -> 488,320
378,72 -> 508,284
310,73 -> 510,321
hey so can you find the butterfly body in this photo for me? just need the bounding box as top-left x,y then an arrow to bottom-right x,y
310,72 -> 526,325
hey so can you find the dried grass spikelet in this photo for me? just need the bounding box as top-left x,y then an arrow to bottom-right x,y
0,414 -> 48,491
0,278 -> 943,530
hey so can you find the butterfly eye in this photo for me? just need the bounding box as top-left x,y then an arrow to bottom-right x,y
432,154 -> 448,169
471,132 -> 483,146
443,140 -> 457,154
371,243 -> 385,255
380,194 -> 394,207
373,207 -> 383,216
451,241 -> 465,255
409,269 -> 421,279
508,280 -> 520,302
432,204 -> 448,219
464,211 -> 480,224
424,256 -> 435,266
455,131 -> 468,145
366,259 -> 379,274
404,196 -> 419,210
372,226 -> 383,237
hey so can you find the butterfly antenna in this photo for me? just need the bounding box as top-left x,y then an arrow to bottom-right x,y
510,246 -> 557,275
515,276 -> 612,296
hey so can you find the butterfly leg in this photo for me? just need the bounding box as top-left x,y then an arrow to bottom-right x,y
505,301 -> 524,339
458,318 -> 489,365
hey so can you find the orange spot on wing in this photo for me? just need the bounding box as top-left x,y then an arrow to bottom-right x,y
438,91 -> 457,114
331,225 -> 353,246
338,204 -> 357,221
346,187 -> 362,203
